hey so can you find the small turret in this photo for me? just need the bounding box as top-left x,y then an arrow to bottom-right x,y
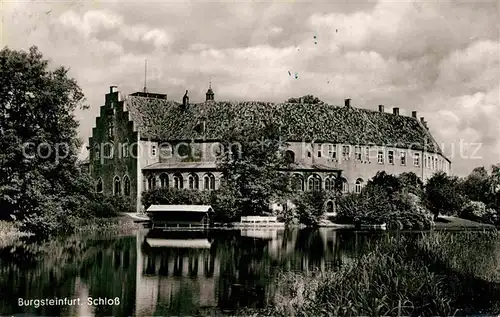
206,82 -> 214,101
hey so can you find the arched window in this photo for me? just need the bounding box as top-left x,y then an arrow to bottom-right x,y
159,173 -> 169,188
204,173 -> 215,190
96,178 -> 103,193
308,174 -> 322,192
325,176 -> 336,191
355,178 -> 363,194
122,140 -> 129,158
148,175 -> 156,190
94,145 -> 100,161
104,141 -> 114,159
174,173 -> 183,189
284,150 -> 295,164
291,174 -> 304,191
341,178 -> 349,193
160,143 -> 173,159
113,176 -> 121,196
123,175 -> 131,196
188,173 -> 199,190
326,200 -> 335,213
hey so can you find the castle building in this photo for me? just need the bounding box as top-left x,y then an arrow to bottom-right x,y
88,85 -> 451,212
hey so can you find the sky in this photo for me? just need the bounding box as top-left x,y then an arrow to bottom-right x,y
1,0 -> 499,176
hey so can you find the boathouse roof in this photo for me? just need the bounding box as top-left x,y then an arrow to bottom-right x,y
146,204 -> 214,213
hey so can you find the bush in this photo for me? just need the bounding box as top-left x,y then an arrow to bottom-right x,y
86,195 -> 135,218
335,190 -> 433,229
141,187 -> 213,210
293,191 -> 333,227
460,201 -> 498,225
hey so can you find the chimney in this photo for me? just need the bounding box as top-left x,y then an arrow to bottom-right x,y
344,98 -> 351,108
393,107 -> 399,115
109,86 -> 118,94
378,105 -> 384,113
412,111 -> 417,118
420,117 -> 428,129
182,90 -> 189,108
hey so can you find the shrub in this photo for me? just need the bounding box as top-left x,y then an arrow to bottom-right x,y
141,187 -> 212,210
293,191 -> 333,227
86,195 -> 135,218
335,190 -> 433,229
460,201 -> 498,225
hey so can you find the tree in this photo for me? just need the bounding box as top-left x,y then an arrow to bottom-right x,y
0,46 -> 91,236
216,120 -> 291,217
425,172 -> 465,220
398,172 -> 424,197
364,171 -> 402,211
460,167 -> 491,204
286,95 -> 324,104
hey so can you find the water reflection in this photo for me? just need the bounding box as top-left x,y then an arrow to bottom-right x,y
0,228 -> 393,316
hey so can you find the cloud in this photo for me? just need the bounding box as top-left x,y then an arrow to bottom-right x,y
3,0 -> 499,175
57,9 -> 171,49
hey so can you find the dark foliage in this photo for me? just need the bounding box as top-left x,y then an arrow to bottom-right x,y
0,47 -> 120,238
293,190 -> 334,227
425,172 -> 466,219
216,120 -> 291,216
141,187 -> 213,210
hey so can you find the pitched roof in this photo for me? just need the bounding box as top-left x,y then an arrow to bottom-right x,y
124,95 -> 445,156
147,205 -> 214,213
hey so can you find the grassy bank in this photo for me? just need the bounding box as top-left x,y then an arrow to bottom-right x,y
0,216 -> 140,247
73,215 -> 141,236
0,221 -> 31,248
240,231 -> 500,316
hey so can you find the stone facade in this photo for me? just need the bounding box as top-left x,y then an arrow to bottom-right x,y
89,86 -> 451,212
89,87 -> 139,208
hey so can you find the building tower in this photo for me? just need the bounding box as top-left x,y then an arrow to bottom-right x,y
205,81 -> 214,101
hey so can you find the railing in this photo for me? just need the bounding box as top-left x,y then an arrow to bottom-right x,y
240,216 -> 279,224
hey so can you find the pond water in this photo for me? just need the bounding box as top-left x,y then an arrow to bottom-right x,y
0,228 -> 495,316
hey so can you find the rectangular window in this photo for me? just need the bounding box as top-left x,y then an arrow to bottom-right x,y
318,150 -> 322,158
151,145 -> 157,156
328,144 -> 336,159
388,150 -> 394,165
365,146 -> 370,161
413,152 -> 420,167
400,151 -> 406,165
355,146 -> 361,161
377,150 -> 384,164
342,145 -> 350,160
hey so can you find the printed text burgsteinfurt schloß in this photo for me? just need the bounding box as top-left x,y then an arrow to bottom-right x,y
18,297 -> 120,308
